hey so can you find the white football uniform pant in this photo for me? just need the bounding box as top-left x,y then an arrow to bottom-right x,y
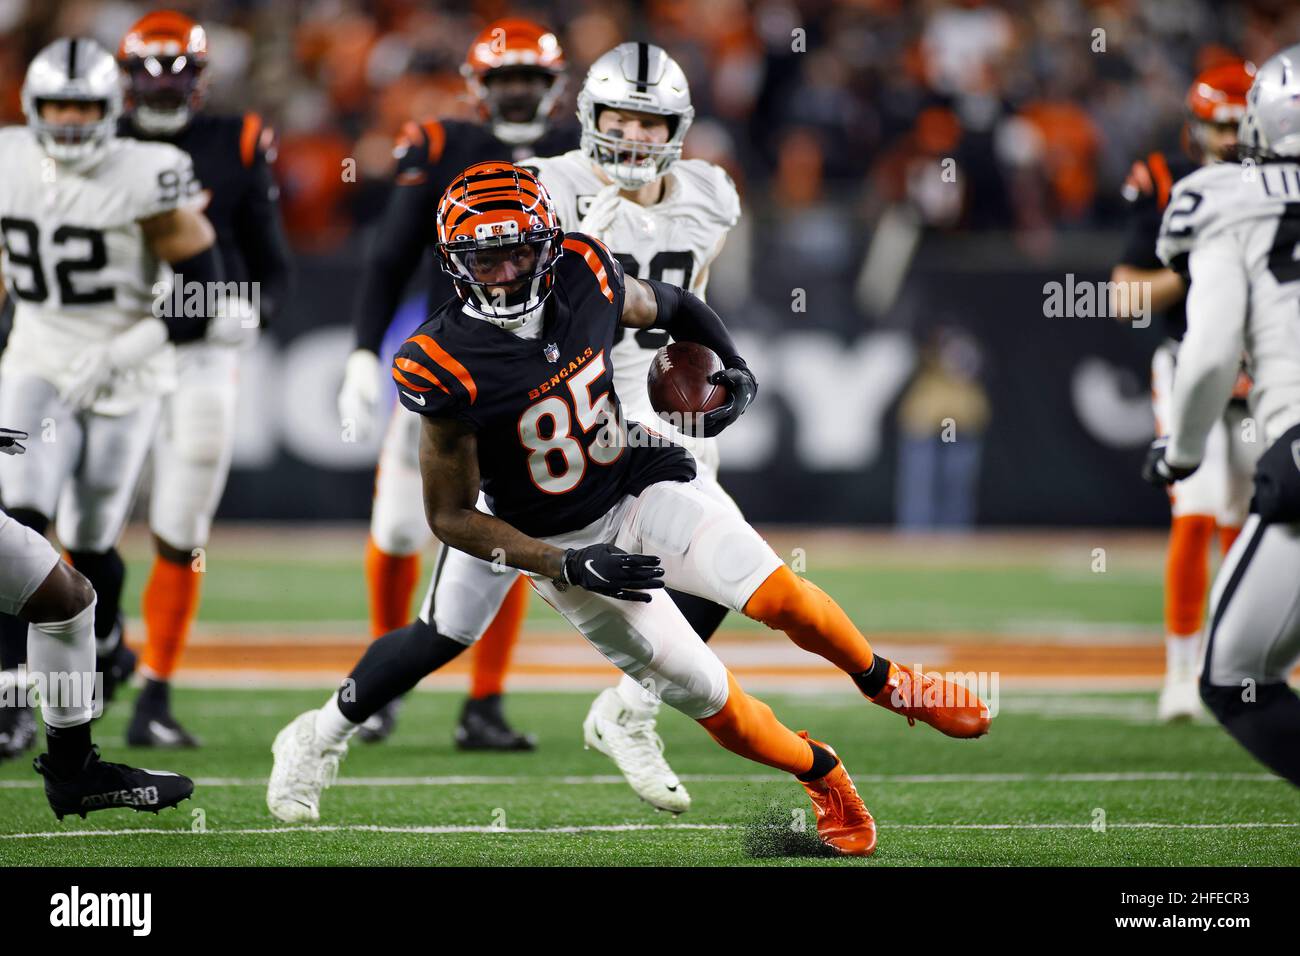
1152,341 -> 1257,524
1202,514 -> 1300,687
416,475 -> 777,720
149,343 -> 239,550
0,507 -> 61,616
0,371 -> 159,553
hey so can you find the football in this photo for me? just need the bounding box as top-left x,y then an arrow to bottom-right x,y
647,341 -> 728,423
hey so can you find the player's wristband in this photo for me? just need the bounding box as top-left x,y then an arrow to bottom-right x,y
160,244 -> 226,343
646,279 -> 741,366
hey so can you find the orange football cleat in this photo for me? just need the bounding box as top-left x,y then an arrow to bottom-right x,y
868,661 -> 991,739
797,733 -> 877,857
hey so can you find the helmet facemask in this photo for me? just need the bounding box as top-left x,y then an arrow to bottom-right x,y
468,65 -> 564,146
439,226 -> 563,330
123,54 -> 206,135
31,97 -> 115,162
580,101 -> 691,189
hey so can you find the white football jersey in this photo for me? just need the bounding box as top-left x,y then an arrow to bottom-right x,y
520,150 -> 741,472
0,126 -> 197,413
1157,160 -> 1300,461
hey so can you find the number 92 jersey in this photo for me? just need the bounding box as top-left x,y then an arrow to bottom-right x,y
0,126 -> 200,412
516,150 -> 741,471
391,232 -> 696,538
1157,160 -> 1300,443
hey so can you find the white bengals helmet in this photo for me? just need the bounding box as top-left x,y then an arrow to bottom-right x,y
22,37 -> 123,165
578,42 -> 694,189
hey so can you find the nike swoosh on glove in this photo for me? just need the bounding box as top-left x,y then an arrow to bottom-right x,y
561,543 -> 665,603
0,428 -> 28,456
701,360 -> 757,438
1142,437 -> 1198,487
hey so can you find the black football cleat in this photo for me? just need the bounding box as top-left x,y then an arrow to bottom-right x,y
0,702 -> 38,763
126,679 -> 200,748
357,698 -> 402,744
34,746 -> 194,821
454,694 -> 537,752
126,704 -> 201,748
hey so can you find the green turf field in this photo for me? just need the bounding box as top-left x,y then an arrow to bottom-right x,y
2,687 -> 1297,866
114,529 -> 1168,634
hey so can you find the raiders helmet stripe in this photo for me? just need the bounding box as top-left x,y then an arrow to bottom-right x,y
68,37 -> 78,79
635,41 -> 648,92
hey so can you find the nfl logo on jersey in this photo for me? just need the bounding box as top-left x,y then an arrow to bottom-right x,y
544,342 -> 560,363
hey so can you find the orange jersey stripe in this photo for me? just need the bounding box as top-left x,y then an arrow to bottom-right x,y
393,366 -> 445,395
394,357 -> 449,394
409,335 -> 478,403
240,112 -> 262,168
1147,151 -> 1173,211
563,237 -> 614,304
421,120 -> 445,164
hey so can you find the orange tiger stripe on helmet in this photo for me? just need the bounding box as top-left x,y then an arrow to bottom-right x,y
119,9 -> 208,61
409,335 -> 478,404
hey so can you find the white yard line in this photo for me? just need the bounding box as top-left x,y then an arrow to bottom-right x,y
3,820 -> 1298,841
0,770 -> 1280,790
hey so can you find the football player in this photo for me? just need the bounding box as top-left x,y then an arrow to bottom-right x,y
117,10 -> 292,748
493,42 -> 739,811
0,37 -> 230,761
335,18 -> 576,749
1111,59 -> 1258,721
0,428 -> 194,818
268,162 -> 991,856
1146,44 -> 1300,787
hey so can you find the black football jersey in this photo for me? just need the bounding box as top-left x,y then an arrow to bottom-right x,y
392,232 -> 695,537
1116,149 -> 1198,342
120,112 -> 292,313
352,118 -> 580,354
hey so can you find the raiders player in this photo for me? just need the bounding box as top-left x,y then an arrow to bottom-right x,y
0,428 -> 193,818
1112,60 -> 1259,721
0,37 -> 228,760
268,162 -> 990,857
505,42 -> 741,810
117,10 -> 293,748
1147,44 -> 1300,786
336,17 -> 577,749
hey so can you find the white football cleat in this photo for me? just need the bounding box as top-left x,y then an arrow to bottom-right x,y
1157,673 -> 1203,722
267,710 -> 347,823
583,688 -> 690,814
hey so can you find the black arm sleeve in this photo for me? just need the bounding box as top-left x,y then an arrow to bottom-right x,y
645,279 -> 744,366
163,243 -> 225,343
232,146 -> 293,325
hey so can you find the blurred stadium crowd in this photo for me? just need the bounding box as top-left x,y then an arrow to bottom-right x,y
4,0 -> 1299,252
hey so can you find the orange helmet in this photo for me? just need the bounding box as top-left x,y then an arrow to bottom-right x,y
461,18 -> 566,146
436,162 -> 564,328
1187,60 -> 1254,123
119,10 -> 209,135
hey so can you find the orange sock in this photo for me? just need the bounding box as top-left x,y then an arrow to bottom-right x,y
1218,524 -> 1241,556
140,555 -> 202,680
365,537 -> 420,639
470,575 -> 529,699
1165,515 -> 1215,637
742,566 -> 875,673
697,672 -> 815,775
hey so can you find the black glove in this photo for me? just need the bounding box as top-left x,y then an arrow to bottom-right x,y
1142,437 -> 1198,487
0,428 -> 28,456
701,359 -> 757,438
560,543 -> 664,603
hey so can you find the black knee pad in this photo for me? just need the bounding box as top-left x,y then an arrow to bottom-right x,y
1200,680 -> 1246,720
6,507 -> 50,536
